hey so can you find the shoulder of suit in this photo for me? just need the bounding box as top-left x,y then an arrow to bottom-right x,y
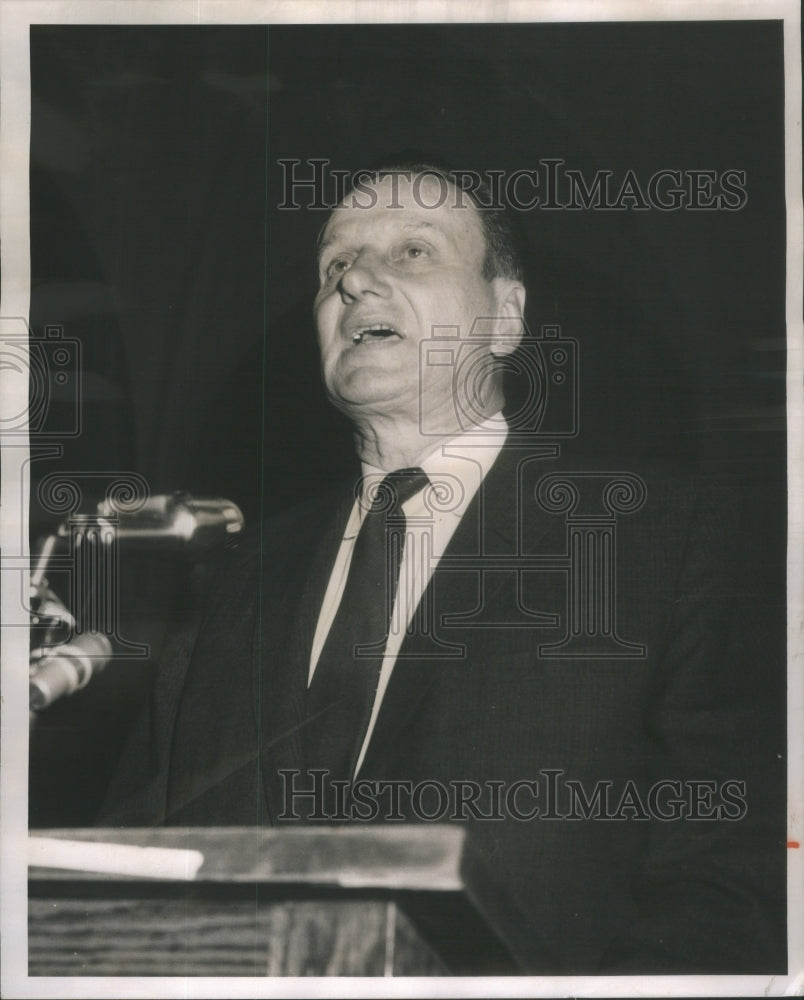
491,443 -> 703,510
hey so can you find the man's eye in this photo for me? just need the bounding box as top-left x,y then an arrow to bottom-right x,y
396,242 -> 430,262
325,257 -> 351,279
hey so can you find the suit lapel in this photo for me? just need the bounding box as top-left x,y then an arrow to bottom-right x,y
256,486 -> 355,819
359,444 -> 566,775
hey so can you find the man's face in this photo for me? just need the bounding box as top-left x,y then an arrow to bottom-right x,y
314,173 -> 519,432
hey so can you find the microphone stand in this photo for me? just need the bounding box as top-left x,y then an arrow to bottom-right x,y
29,529 -> 113,714
28,492 -> 244,715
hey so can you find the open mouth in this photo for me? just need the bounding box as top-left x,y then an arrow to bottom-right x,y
350,324 -> 402,346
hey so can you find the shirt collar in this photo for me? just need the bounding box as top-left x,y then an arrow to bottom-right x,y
355,412 -> 508,525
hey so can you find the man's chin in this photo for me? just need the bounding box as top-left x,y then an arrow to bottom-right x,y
327,373 -> 413,417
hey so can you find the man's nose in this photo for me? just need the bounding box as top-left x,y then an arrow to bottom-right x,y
338,251 -> 392,300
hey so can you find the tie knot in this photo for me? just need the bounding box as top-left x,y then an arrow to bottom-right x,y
368,467 -> 429,515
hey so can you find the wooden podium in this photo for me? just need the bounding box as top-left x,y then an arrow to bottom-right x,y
28,827 -> 518,977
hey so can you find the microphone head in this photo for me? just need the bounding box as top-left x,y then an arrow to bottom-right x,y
29,633 -> 113,711
95,492 -> 245,549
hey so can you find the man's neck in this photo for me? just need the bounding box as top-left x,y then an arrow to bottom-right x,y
351,418 -> 448,471
352,410 -> 506,472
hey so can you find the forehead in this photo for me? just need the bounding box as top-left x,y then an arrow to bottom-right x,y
319,173 -> 486,260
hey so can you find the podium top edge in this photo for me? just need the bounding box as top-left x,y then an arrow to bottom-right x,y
28,826 -> 467,891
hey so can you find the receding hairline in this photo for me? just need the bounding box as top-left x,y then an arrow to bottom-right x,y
313,162 -> 526,283
315,171 -> 487,253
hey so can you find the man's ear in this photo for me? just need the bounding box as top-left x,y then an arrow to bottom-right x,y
489,278 -> 526,356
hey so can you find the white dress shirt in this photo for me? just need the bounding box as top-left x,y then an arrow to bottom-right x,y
308,414 -> 508,775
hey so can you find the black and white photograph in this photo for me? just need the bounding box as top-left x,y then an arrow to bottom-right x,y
1,1 -> 801,996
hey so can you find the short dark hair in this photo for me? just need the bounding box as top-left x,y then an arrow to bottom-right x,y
338,157 -> 527,284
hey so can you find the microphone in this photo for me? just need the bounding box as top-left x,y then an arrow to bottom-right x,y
29,493 -> 245,711
29,632 -> 113,712
94,492 -> 244,550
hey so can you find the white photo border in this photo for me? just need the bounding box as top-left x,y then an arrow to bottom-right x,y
1,1 -> 801,997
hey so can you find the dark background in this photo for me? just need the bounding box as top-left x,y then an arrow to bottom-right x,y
27,22 -> 786,824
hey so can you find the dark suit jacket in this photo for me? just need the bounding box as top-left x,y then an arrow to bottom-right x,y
101,445 -> 787,974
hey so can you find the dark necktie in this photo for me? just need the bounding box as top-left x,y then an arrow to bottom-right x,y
306,467 -> 430,784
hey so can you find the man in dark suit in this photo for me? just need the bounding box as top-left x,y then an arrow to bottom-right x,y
102,165 -> 786,974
